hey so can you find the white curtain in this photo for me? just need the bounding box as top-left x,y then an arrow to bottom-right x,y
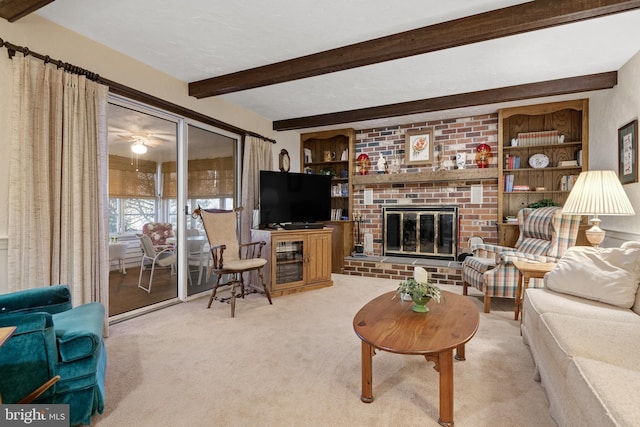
240,135 -> 273,244
8,56 -> 109,308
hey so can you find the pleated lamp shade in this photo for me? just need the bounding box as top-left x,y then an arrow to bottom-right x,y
562,170 -> 635,247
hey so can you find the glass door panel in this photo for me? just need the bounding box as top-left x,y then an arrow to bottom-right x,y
274,240 -> 304,286
185,124 -> 237,296
107,100 -> 179,317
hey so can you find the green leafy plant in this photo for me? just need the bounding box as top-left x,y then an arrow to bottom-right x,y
318,168 -> 336,177
394,278 -> 441,303
528,198 -> 558,208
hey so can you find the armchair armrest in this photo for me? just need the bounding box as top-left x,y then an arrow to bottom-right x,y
471,243 -> 510,260
52,302 -> 105,363
0,285 -> 72,316
498,250 -> 556,265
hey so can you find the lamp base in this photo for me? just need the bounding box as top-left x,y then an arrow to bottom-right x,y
585,218 -> 605,248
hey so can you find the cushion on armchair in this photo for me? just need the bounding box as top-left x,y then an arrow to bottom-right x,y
142,222 -> 175,247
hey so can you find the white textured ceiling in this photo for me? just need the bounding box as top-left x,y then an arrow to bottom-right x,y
37,0 -> 640,132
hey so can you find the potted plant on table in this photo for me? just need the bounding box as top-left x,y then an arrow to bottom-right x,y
394,278 -> 441,313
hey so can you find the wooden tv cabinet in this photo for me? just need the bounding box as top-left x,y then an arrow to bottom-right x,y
251,228 -> 333,297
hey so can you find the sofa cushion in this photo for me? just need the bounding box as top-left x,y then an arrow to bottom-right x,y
544,246 -> 640,308
525,288 -> 639,324
539,313 -> 640,373
568,357 -> 640,427
524,287 -> 640,351
621,241 -> 640,315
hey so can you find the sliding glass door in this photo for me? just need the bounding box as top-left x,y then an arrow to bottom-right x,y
106,96 -> 240,318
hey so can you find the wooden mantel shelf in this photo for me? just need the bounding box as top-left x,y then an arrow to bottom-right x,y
352,168 -> 498,186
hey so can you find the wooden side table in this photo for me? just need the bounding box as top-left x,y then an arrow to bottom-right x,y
512,260 -> 556,321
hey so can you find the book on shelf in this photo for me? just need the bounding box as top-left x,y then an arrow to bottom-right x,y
513,185 -> 530,191
558,160 -> 578,167
560,175 -> 578,191
504,154 -> 521,169
504,174 -> 514,192
517,130 -> 559,146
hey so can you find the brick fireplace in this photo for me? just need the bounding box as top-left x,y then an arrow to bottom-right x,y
344,114 -> 500,286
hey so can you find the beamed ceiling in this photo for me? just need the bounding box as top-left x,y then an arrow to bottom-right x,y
3,1 -> 640,132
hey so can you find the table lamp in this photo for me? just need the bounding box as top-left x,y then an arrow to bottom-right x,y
562,170 -> 635,247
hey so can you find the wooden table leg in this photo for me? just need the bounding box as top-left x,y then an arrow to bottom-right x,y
360,341 -> 374,403
438,349 -> 454,427
454,343 -> 465,361
514,270 -> 524,320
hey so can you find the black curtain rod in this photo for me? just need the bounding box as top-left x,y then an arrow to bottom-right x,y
0,37 -> 277,144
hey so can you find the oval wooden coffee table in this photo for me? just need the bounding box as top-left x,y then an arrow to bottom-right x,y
353,290 -> 479,427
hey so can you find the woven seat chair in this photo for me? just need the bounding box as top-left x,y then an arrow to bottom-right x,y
462,207 -> 581,314
193,206 -> 272,317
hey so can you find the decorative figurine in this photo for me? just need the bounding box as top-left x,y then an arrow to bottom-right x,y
475,143 -> 492,168
456,152 -> 466,169
390,151 -> 401,174
357,153 -> 370,175
376,154 -> 387,174
435,143 -> 445,170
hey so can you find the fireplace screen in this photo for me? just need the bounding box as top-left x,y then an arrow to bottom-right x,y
383,206 -> 457,260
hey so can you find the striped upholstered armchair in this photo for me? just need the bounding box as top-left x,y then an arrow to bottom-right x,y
462,207 -> 582,314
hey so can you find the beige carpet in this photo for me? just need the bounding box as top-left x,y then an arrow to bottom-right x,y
93,274 -> 556,427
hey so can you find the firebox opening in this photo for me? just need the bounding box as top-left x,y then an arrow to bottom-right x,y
383,205 -> 458,261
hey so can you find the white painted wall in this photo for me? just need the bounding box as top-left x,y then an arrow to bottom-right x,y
0,15 -> 299,293
589,49 -> 640,242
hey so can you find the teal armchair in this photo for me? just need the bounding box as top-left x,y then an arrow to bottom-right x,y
0,285 -> 106,426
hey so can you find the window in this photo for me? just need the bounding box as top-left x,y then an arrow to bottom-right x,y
109,198 -> 156,234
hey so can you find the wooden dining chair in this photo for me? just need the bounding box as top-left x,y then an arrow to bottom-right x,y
192,207 -> 272,317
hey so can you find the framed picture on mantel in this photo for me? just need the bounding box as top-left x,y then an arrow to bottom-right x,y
405,128 -> 434,165
619,119 -> 638,185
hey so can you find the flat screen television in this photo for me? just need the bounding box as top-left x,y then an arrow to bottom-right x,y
259,170 -> 331,228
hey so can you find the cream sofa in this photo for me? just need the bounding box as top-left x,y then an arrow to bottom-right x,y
522,242 -> 640,427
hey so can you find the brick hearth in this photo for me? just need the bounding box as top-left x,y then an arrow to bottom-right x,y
344,256 -> 463,287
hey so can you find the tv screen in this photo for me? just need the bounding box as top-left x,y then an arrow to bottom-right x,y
259,170 -> 331,227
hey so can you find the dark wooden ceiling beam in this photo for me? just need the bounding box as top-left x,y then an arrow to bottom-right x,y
189,0 -> 639,99
0,0 -> 55,22
272,72 -> 618,131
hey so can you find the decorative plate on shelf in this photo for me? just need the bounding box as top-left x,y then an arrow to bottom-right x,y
528,153 -> 549,169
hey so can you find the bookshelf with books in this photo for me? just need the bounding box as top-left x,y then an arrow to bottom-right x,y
498,99 -> 589,247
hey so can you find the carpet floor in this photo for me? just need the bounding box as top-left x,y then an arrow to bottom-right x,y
93,274 -> 555,427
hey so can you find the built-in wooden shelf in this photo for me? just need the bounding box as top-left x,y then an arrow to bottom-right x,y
352,168 -> 498,186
